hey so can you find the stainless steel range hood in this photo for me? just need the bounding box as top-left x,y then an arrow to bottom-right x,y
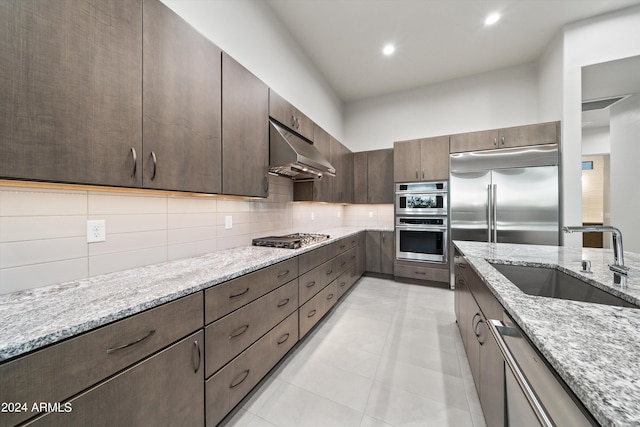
269,120 -> 336,180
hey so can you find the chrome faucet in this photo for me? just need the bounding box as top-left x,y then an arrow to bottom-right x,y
562,226 -> 629,275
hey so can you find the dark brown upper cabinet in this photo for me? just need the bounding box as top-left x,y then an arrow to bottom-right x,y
0,0 -> 143,187
394,136 -> 450,182
222,53 -> 269,197
269,90 -> 314,141
354,149 -> 394,204
331,137 -> 353,204
142,0 -> 222,193
449,121 -> 560,153
293,123 -> 333,202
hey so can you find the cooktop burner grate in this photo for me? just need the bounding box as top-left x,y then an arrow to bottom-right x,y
252,233 -> 330,249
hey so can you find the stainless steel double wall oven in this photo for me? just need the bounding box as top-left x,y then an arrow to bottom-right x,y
395,181 -> 449,263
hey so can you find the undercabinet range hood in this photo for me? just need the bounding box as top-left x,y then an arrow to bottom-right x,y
269,119 -> 336,180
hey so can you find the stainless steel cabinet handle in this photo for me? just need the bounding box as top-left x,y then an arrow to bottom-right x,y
150,151 -> 157,180
263,176 -> 269,194
415,271 -> 427,275
193,340 -> 201,373
415,169 -> 419,179
471,313 -> 481,338
340,281 -> 346,287
306,281 -> 316,288
229,369 -> 250,389
422,168 -> 425,179
307,309 -> 317,318
277,298 -> 290,308
501,136 -> 505,146
106,329 -> 156,354
340,244 -> 346,249
229,324 -> 249,339
327,293 -> 334,300
493,137 -> 498,146
229,287 -> 249,299
486,319 -> 554,427
291,115 -> 296,128
277,270 -> 290,278
277,333 -> 290,345
130,147 -> 137,177
326,269 -> 333,276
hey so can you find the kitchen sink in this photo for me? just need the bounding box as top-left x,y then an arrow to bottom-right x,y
490,263 -> 638,309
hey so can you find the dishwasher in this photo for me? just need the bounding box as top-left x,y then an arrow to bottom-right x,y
485,312 -> 599,427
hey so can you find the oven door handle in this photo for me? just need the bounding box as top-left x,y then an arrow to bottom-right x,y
396,225 -> 448,231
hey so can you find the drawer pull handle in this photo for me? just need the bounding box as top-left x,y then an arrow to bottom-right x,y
307,309 -> 317,318
230,369 -> 250,389
229,287 -> 250,299
415,271 -> 427,275
326,269 -> 333,276
351,255 -> 356,260
327,293 -> 334,300
229,324 -> 250,339
340,244 -> 346,249
340,281 -> 346,288
193,340 -> 201,373
277,298 -> 290,308
306,281 -> 316,288
277,270 -> 290,278
106,329 -> 156,354
341,261 -> 347,267
277,333 -> 290,345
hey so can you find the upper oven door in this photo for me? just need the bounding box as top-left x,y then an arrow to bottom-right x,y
395,192 -> 448,215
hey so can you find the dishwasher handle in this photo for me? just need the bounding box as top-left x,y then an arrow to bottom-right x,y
486,319 -> 555,427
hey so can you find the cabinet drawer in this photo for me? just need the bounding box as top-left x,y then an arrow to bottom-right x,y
299,281 -> 338,338
204,257 -> 298,324
298,259 -> 334,305
205,280 -> 298,377
299,242 -> 336,274
336,269 -> 351,300
25,331 -> 204,427
334,237 -> 351,255
206,312 -> 298,427
334,247 -> 355,277
394,262 -> 449,283
0,292 -> 203,427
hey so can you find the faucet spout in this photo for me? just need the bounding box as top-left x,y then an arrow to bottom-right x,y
562,226 -> 628,275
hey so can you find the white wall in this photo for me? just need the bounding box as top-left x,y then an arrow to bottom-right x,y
560,4 -> 640,246
160,0 -> 344,140
582,127 -> 610,155
344,63 -> 539,152
537,32 -> 563,122
610,94 -> 640,253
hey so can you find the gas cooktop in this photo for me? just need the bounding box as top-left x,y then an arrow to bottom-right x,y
252,233 -> 330,249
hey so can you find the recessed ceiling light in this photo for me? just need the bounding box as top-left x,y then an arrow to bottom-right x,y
485,12 -> 501,26
382,44 -> 395,56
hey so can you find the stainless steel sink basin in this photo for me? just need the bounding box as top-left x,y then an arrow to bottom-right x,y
490,263 -> 638,309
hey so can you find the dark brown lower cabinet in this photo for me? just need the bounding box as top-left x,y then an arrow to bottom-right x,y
206,313 -> 298,426
25,331 -> 205,427
365,231 -> 394,275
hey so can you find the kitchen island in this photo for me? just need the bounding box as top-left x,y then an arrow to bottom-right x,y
454,240 -> 640,427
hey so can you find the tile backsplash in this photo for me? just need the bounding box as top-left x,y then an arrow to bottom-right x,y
0,177 -> 393,294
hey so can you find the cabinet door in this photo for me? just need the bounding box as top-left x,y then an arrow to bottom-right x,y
499,121 -> 559,149
222,53 -> 269,197
450,129 -> 500,153
26,331 -> 205,427
353,151 -> 368,204
365,231 -> 382,274
0,0 -> 142,187
142,0 -> 221,193
420,136 -> 450,181
367,149 -> 394,203
293,124 -> 333,202
380,231 -> 395,275
393,139 -> 422,182
268,90 -> 314,141
331,137 -> 351,203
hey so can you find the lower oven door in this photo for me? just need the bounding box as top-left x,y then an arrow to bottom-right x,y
396,226 -> 448,263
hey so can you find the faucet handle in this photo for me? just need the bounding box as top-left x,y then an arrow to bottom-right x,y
581,260 -> 592,273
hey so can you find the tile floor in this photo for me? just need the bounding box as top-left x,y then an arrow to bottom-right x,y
220,276 -> 487,427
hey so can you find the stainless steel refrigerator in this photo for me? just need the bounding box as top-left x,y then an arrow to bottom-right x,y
450,144 -> 560,246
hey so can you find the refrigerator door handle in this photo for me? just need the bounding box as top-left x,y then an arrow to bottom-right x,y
492,184 -> 498,243
487,184 -> 493,242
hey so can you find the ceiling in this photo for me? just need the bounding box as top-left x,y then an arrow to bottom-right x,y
265,0 -> 640,103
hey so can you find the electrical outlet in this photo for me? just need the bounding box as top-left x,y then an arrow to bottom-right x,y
225,215 -> 233,230
311,212 -> 315,220
369,211 -> 374,218
87,220 -> 106,243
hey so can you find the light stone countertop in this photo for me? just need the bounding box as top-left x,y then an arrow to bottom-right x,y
0,227 -> 392,363
454,240 -> 640,427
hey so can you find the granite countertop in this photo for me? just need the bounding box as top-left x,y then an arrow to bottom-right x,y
454,240 -> 640,427
0,227 -> 389,363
